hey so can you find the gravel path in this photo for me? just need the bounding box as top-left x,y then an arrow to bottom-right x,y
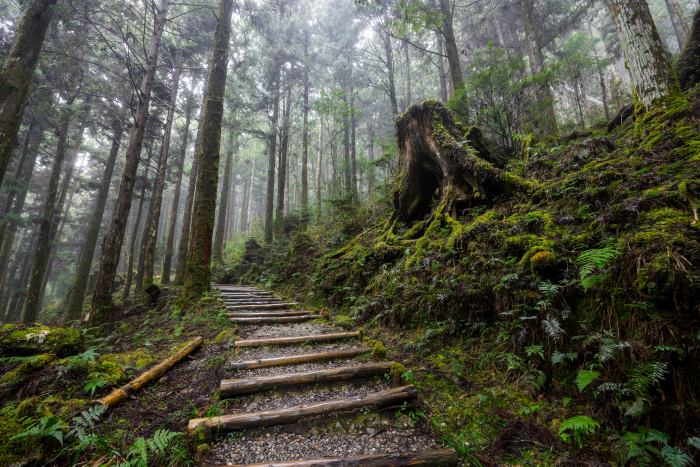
241,322 -> 337,339
228,357 -> 371,378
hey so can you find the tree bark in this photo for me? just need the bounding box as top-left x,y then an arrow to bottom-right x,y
0,0 -> 57,187
239,160 -> 252,232
21,105 -> 73,323
521,0 -> 558,137
404,41 -> 412,107
383,32 -> 399,118
367,120 -> 375,201
64,122 -> 123,321
161,98 -> 193,284
301,30 -> 310,221
588,21 -> 610,120
90,0 -> 170,321
315,118 -> 323,221
181,0 -> 233,298
438,0 -> 464,94
213,126 -> 235,263
122,169 -> 149,301
350,83 -> 358,203
136,56 -> 182,295
436,32 -> 448,102
606,0 -> 677,107
276,80 -> 292,225
664,0 -> 690,49
264,60 -> 281,243
677,9 -> 700,91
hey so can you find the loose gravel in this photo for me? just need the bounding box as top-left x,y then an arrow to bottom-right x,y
241,322 -> 338,339
228,357 -> 371,378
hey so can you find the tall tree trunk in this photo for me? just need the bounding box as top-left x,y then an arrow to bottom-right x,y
301,31 -> 310,221
136,56 -> 182,295
213,126 -> 235,263
64,121 -> 123,321
606,0 -> 676,107
436,32 -> 448,102
182,0 -> 233,298
161,100 -> 193,284
588,21 -> 610,120
404,41 -> 412,107
342,96 -> 352,200
264,61 -> 281,243
521,0 -> 558,136
276,81 -> 292,225
350,85 -> 358,203
367,120 -> 375,201
0,119 -> 35,242
0,0 -> 56,186
240,160 -> 252,232
315,118 -> 323,222
438,0 -> 464,94
383,32 -> 399,117
664,0 -> 689,49
21,105 -> 73,323
4,231 -> 36,322
90,0 -> 169,322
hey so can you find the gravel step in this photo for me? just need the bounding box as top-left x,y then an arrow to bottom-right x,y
235,332 -> 360,348
228,348 -> 371,372
231,315 -> 321,325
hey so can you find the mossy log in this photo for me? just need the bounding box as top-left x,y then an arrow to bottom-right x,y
220,361 -> 396,396
188,385 -> 417,433
0,324 -> 84,357
206,448 -> 459,466
97,336 -> 203,408
392,101 -> 531,222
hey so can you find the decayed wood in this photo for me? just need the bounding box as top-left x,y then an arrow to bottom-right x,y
220,361 -> 396,396
234,332 -> 360,347
229,311 -> 311,317
97,336 -> 203,408
205,448 -> 460,466
188,385 -> 417,432
230,315 -> 320,324
227,303 -> 298,311
229,348 -> 371,370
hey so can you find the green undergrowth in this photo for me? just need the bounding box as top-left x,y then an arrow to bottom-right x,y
223,92 -> 700,464
0,287 -> 231,465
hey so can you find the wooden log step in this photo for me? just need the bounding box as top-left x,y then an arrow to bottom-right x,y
224,301 -> 283,305
207,448 -> 460,466
234,332 -> 360,348
229,311 -> 311,318
188,385 -> 417,433
220,361 -> 396,396
220,292 -> 274,296
230,315 -> 320,324
229,348 -> 371,370
227,303 -> 298,311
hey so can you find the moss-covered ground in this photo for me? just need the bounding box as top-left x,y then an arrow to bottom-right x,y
223,92 -> 700,465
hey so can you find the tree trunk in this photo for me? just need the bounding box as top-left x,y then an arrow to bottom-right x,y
350,84 -> 358,203
436,32 -> 448,102
161,100 -> 193,284
174,130 -> 201,286
342,97 -> 352,200
0,0 -> 57,186
677,9 -> 700,91
21,105 -> 73,323
606,0 -> 676,107
0,119 -> 36,242
136,57 -> 182,295
181,0 -> 233,298
122,176 -> 148,301
315,118 -> 323,222
588,21 -> 610,120
64,121 -> 123,321
213,126 -> 235,263
438,0 -> 464,94
664,0 -> 689,49
521,0 -> 558,137
367,120 -> 375,201
301,31 -> 310,221
276,80 -> 292,225
404,41 -> 412,107
383,32 -> 399,118
90,0 -> 169,322
4,231 -> 36,322
239,160 -> 252,232
264,61 -> 281,243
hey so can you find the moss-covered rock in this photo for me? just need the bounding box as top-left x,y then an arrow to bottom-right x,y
0,324 -> 84,357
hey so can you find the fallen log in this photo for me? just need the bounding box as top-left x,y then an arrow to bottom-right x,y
228,348 -> 371,370
97,336 -> 203,408
220,361 -> 396,396
230,315 -> 320,324
227,303 -> 298,311
206,448 -> 460,467
188,385 -> 417,432
234,332 -> 360,347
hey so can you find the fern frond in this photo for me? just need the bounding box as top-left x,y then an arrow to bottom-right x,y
146,429 -> 180,456
575,369 -> 600,392
575,246 -> 620,289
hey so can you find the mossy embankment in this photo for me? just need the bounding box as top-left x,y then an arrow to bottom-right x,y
0,287 -> 233,465
223,92 -> 700,464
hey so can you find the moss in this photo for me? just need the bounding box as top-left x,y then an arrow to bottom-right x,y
89,350 -> 156,384
0,404 -> 42,465
0,353 -> 54,397
212,328 -> 237,347
0,324 -> 84,357
333,314 -> 354,329
370,340 -> 388,359
529,250 -> 557,274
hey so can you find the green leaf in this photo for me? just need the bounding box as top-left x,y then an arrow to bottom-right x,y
575,369 -> 600,392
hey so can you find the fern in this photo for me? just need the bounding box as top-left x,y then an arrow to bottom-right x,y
62,348 -> 99,367
558,415 -> 600,447
542,316 -> 564,339
660,445 -> 692,467
575,369 -> 600,392
127,437 -> 148,467
147,429 -> 180,456
623,427 -> 691,467
83,374 -> 110,397
575,246 -> 620,289
551,351 -> 577,365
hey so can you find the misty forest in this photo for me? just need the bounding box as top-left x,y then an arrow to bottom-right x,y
0,0 -> 699,465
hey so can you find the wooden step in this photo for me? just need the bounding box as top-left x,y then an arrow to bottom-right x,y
229,348 -> 371,370
229,311 -> 311,318
230,315 -> 320,324
205,448 -> 460,466
234,332 -> 360,348
228,303 -> 298,311
220,361 -> 396,396
224,301 -> 283,306
220,292 -> 274,296
188,385 -> 417,433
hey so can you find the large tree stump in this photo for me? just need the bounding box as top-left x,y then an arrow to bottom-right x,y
392,101 -> 529,223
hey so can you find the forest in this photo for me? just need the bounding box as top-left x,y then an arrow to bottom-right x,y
0,0 -> 699,465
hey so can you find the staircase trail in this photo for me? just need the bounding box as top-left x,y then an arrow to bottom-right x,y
191,284 -> 459,466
